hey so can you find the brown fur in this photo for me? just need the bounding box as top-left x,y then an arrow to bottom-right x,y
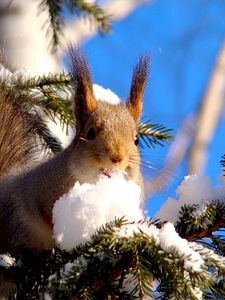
0,50 -> 149,296
127,55 -> 149,122
69,48 -> 97,132
0,86 -> 38,177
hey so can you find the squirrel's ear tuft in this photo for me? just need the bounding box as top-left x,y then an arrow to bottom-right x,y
69,47 -> 96,132
126,55 -> 150,123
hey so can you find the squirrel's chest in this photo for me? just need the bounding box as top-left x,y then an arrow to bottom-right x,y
24,213 -> 55,251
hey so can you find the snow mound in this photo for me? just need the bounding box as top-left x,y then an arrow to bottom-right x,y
93,84 -> 121,104
53,172 -> 143,250
114,222 -> 204,273
0,254 -> 15,268
156,174 -> 222,223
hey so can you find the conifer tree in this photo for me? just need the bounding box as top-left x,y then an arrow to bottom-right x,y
1,58 -> 225,300
0,1 -> 224,299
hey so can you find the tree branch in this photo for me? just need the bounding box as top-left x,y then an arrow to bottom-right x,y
60,0 -> 153,51
189,40 -> 225,174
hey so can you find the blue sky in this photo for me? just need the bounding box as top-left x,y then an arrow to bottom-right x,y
80,0 -> 225,216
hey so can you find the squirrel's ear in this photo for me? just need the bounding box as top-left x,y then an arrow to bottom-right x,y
69,47 -> 97,132
126,55 -> 150,123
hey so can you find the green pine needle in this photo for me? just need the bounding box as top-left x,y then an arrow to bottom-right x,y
138,121 -> 173,148
39,0 -> 63,52
13,72 -> 173,153
1,217 -> 225,299
35,116 -> 63,154
176,201 -> 225,243
66,0 -> 112,35
39,0 -> 111,52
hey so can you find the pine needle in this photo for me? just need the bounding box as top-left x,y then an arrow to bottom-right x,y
138,121 -> 173,148
38,0 -> 111,52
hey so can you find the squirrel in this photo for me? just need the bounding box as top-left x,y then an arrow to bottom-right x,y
0,48 -> 149,256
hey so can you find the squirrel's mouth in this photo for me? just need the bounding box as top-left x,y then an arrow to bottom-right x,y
100,168 -> 128,179
100,168 -> 112,178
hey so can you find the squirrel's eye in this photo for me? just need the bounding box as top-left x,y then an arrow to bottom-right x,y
86,128 -> 96,140
134,135 -> 139,146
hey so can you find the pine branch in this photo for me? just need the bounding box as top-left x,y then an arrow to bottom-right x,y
34,115 -> 63,154
23,77 -> 173,152
66,0 -> 112,35
0,72 -> 72,153
138,121 -> 173,148
176,202 -> 225,243
1,68 -> 173,153
39,0 -> 62,52
2,218 -> 224,299
49,219 -> 225,299
18,72 -> 71,89
38,0 -> 111,52
16,72 -> 73,131
131,250 -> 153,299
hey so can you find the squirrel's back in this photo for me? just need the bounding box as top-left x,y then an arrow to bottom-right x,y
0,85 -> 37,177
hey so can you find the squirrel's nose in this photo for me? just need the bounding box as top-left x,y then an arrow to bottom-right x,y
111,156 -> 122,164
110,151 -> 125,164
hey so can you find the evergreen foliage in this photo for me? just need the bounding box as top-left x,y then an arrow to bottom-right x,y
2,67 -> 225,299
39,0 -> 111,51
2,215 -> 225,299
138,121 -> 173,148
0,3 -> 224,298
0,70 -> 173,155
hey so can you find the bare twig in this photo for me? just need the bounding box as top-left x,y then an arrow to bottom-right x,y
145,114 -> 196,196
189,40 -> 225,174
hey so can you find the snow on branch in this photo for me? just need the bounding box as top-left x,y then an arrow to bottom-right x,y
156,174 -> 224,224
46,218 -> 225,298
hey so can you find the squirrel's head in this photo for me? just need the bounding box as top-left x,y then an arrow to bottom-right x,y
68,48 -> 149,185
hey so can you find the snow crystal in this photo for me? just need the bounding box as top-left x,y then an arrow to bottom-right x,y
156,174 -> 222,223
93,84 -> 121,104
120,274 -> 158,299
44,293 -> 52,300
177,175 -> 218,203
53,171 -> 143,250
114,223 -> 160,244
0,64 -> 33,83
155,197 -> 180,223
114,221 -> 204,274
159,223 -> 203,273
64,262 -> 74,274
0,254 -> 15,268
0,64 -> 13,83
189,286 -> 203,300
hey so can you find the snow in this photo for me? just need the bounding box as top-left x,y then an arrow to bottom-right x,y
114,222 -> 160,243
0,254 -> 15,268
114,221 -> 204,273
93,84 -> 121,104
0,64 -> 12,81
53,171 -> 143,250
189,286 -> 203,300
0,63 -> 120,105
52,172 -> 211,273
159,222 -> 203,273
0,64 -> 32,82
156,174 -> 223,223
